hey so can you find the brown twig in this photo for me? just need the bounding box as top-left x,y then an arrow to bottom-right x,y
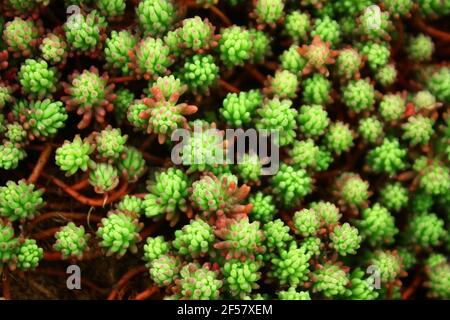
2,268 -> 11,300
142,152 -> 168,166
413,13 -> 450,42
107,265 -> 147,300
401,272 -> 422,300
71,178 -> 90,191
244,65 -> 266,84
31,227 -> 62,240
132,286 -> 158,300
140,220 -> 164,239
27,211 -> 103,231
219,79 -> 240,93
210,5 -> 232,26
28,143 -> 53,184
42,173 -> 129,207
109,76 -> 138,84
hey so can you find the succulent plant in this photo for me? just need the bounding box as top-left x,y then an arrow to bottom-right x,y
55,135 -> 95,176
0,180 -> 44,221
54,223 -> 90,259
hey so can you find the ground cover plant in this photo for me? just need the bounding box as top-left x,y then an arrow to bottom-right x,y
0,0 -> 449,300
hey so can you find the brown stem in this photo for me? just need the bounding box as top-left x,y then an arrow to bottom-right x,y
109,76 -> 138,84
31,227 -> 61,240
133,286 -> 158,300
401,272 -> 422,300
279,211 -> 296,233
42,173 -> 129,207
142,152 -> 167,166
28,143 -> 53,184
140,220 -> 164,239
413,13 -> 450,42
210,5 -> 232,27
219,79 -> 240,93
244,65 -> 266,84
71,178 -> 90,191
27,212 -> 103,231
107,265 -> 147,300
2,268 -> 11,300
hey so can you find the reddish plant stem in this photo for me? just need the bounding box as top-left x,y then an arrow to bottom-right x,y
210,5 -> 232,26
33,268 -> 107,295
392,19 -> 404,57
133,286 -> 158,300
28,143 -> 53,184
279,211 -> 295,233
401,272 -> 422,300
27,212 -> 103,231
107,265 -> 147,300
43,249 -> 103,261
413,14 -> 450,42
244,65 -> 266,84
109,76 -> 138,84
31,227 -> 61,240
140,220 -> 163,239
219,79 -> 240,93
42,173 -> 129,207
132,193 -> 147,199
71,178 -> 90,191
2,268 -> 11,300
142,152 -> 167,166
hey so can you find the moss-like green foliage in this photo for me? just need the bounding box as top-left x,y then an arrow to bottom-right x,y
310,201 -> 341,227
89,163 -> 119,193
0,220 -> 18,265
175,263 -> 223,299
0,142 -> 26,170
116,146 -> 146,182
271,243 -> 311,286
380,94 -> 406,122
280,45 -> 307,74
325,122 -> 354,155
337,173 -> 370,208
413,90 -> 438,111
180,54 -> 219,94
263,219 -> 293,251
284,11 -> 310,43
55,135 -> 95,176
143,168 -> 189,222
215,217 -> 265,260
135,37 -> 172,79
311,16 -> 341,47
369,250 -> 402,283
173,218 -> 215,256
97,211 -> 142,257
428,67 -> 450,104
379,182 -> 408,212
97,0 -> 126,18
16,239 -> 43,270
143,236 -> 170,265
267,70 -> 299,99
407,34 -> 434,62
418,161 -> 450,196
358,204 -> 398,246
149,254 -> 181,286
222,260 -> 261,298
64,10 -> 107,52
249,192 -> 276,223
116,195 -> 143,215
293,208 -> 320,237
406,213 -> 446,248
342,79 -> 375,113
289,139 -> 320,170
254,0 -> 284,25
220,90 -> 262,127
272,164 -> 312,207
366,138 -> 407,175
360,42 -> 390,71
255,98 -> 297,146
54,223 -> 90,259
136,0 -> 175,36
425,255 -> 450,299
4,123 -> 26,144
236,154 -> 262,184
278,287 -> 311,300
312,263 -> 349,298
401,115 -> 434,146
179,17 -> 217,52
218,26 -> 252,67
375,64 -> 397,87
249,29 -> 271,63
95,126 -> 127,160
40,33 -> 67,65
0,180 -> 44,221
297,104 -> 329,137
330,223 -> 361,256
358,117 -> 383,144
104,31 -> 137,75
3,17 -> 40,56
345,268 -> 379,300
